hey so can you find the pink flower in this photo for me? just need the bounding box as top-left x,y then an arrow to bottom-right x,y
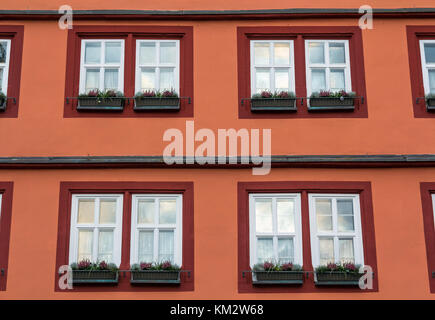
87,90 -> 99,97
260,91 -> 272,98
142,90 -> 156,97
263,262 -> 275,271
326,262 -> 337,270
140,262 -> 152,270
161,261 -> 173,270
319,90 -> 331,97
339,90 -> 348,97
98,261 -> 108,270
77,259 -> 91,269
162,90 -> 176,97
277,91 -> 290,98
343,262 -> 356,271
280,263 -> 293,271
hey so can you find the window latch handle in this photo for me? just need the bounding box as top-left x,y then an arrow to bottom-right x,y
1,268 -> 4,276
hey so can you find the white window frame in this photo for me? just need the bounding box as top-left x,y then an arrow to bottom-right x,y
250,40 -> 295,94
308,193 -> 364,267
249,193 -> 303,267
419,40 -> 435,95
68,194 -> 124,266
135,39 -> 180,94
130,194 -> 183,266
305,39 -> 352,96
79,39 -> 125,94
0,39 -> 11,95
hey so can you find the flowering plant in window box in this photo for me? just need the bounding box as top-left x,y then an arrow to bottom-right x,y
425,93 -> 435,111
130,261 -> 182,283
0,92 -> 6,111
250,91 -> 297,112
134,89 -> 180,111
69,260 -> 119,284
77,90 -> 125,111
309,90 -> 356,111
314,262 -> 363,285
251,261 -> 304,284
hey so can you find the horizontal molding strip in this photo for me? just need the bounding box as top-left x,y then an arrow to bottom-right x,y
1,154 -> 435,169
2,8 -> 435,20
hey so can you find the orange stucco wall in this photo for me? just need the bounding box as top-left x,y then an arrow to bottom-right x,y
0,0 -> 434,299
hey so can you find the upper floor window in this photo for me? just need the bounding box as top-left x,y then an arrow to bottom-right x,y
249,194 -> 303,267
250,40 -> 295,94
305,40 -> 352,96
419,40 -> 435,95
79,40 -> 125,94
130,194 -> 183,266
69,194 -> 124,265
308,194 -> 364,267
0,40 -> 11,95
135,40 -> 180,94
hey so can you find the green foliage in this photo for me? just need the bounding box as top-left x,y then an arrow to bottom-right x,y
252,261 -> 303,272
78,89 -> 125,98
70,259 -> 119,272
310,90 -> 356,98
315,262 -> 361,274
251,90 -> 296,99
131,261 -> 181,271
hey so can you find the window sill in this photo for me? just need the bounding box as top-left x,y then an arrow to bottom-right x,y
76,97 -> 126,112
133,97 -> 180,112
314,272 -> 363,286
72,270 -> 119,284
249,98 -> 298,112
308,97 -> 355,111
252,271 -> 304,285
130,270 -> 182,284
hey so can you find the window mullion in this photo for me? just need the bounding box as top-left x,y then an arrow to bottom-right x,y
154,228 -> 159,262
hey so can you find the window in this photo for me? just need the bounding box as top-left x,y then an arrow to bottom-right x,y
419,40 -> 435,95
64,26 -> 193,118
79,40 -> 124,93
136,40 -> 180,94
250,40 -> 295,94
249,194 -> 302,266
237,26 -> 367,118
0,182 -> 13,291
56,182 -> 194,292
130,194 -> 182,265
0,40 -> 11,95
420,183 -> 435,293
69,194 -> 123,265
308,194 -> 364,267
305,40 -> 351,96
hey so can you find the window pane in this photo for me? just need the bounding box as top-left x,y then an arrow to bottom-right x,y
255,68 -> 270,92
319,238 -> 334,265
274,68 -> 290,91
309,42 -> 325,64
85,68 -> 100,91
329,43 -> 345,64
138,231 -> 154,263
278,238 -> 294,263
137,199 -> 154,224
257,238 -> 273,262
84,42 -> 101,64
311,69 -> 326,92
274,42 -> 290,65
160,42 -> 176,64
99,199 -> 116,224
159,67 -> 175,91
0,42 -> 7,63
158,230 -> 174,262
330,69 -> 345,91
337,199 -> 355,232
254,42 -> 270,65
105,42 -> 121,64
429,70 -> 435,93
140,67 -> 156,91
104,69 -> 119,90
77,230 -> 93,261
315,198 -> 332,231
159,199 -> 176,224
424,43 -> 435,63
139,42 -> 156,64
277,199 -> 294,233
255,198 -> 273,233
98,230 -> 114,262
77,199 -> 95,224
0,68 -> 3,92
339,239 -> 355,263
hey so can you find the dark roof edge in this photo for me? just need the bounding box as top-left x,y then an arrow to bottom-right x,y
1,154 -> 435,169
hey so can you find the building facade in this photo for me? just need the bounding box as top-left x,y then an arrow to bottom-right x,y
0,1 -> 434,299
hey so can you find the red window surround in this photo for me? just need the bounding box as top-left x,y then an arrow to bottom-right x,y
238,181 -> 378,293
237,26 -> 368,119
55,181 -> 194,292
0,26 -> 24,118
0,182 -> 14,291
407,26 -> 435,118
419,183 -> 435,293
63,26 -> 194,118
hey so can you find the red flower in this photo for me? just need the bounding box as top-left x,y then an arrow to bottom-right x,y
260,91 -> 272,98
161,261 -> 173,270
142,90 -> 156,97
162,90 -> 176,97
339,90 -> 348,97
276,91 -> 290,98
280,263 -> 293,271
87,90 -> 99,97
263,262 -> 275,271
98,261 -> 108,270
77,259 -> 91,269
319,90 -> 331,97
343,262 -> 356,271
140,262 -> 152,270
326,262 -> 337,270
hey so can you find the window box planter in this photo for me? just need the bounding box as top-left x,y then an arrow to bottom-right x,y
426,98 -> 435,111
130,270 -> 181,284
72,270 -> 119,284
0,97 -> 5,112
134,97 -> 180,111
315,272 -> 362,286
250,98 -> 297,112
77,97 -> 125,112
252,271 -> 304,285
308,97 -> 355,111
